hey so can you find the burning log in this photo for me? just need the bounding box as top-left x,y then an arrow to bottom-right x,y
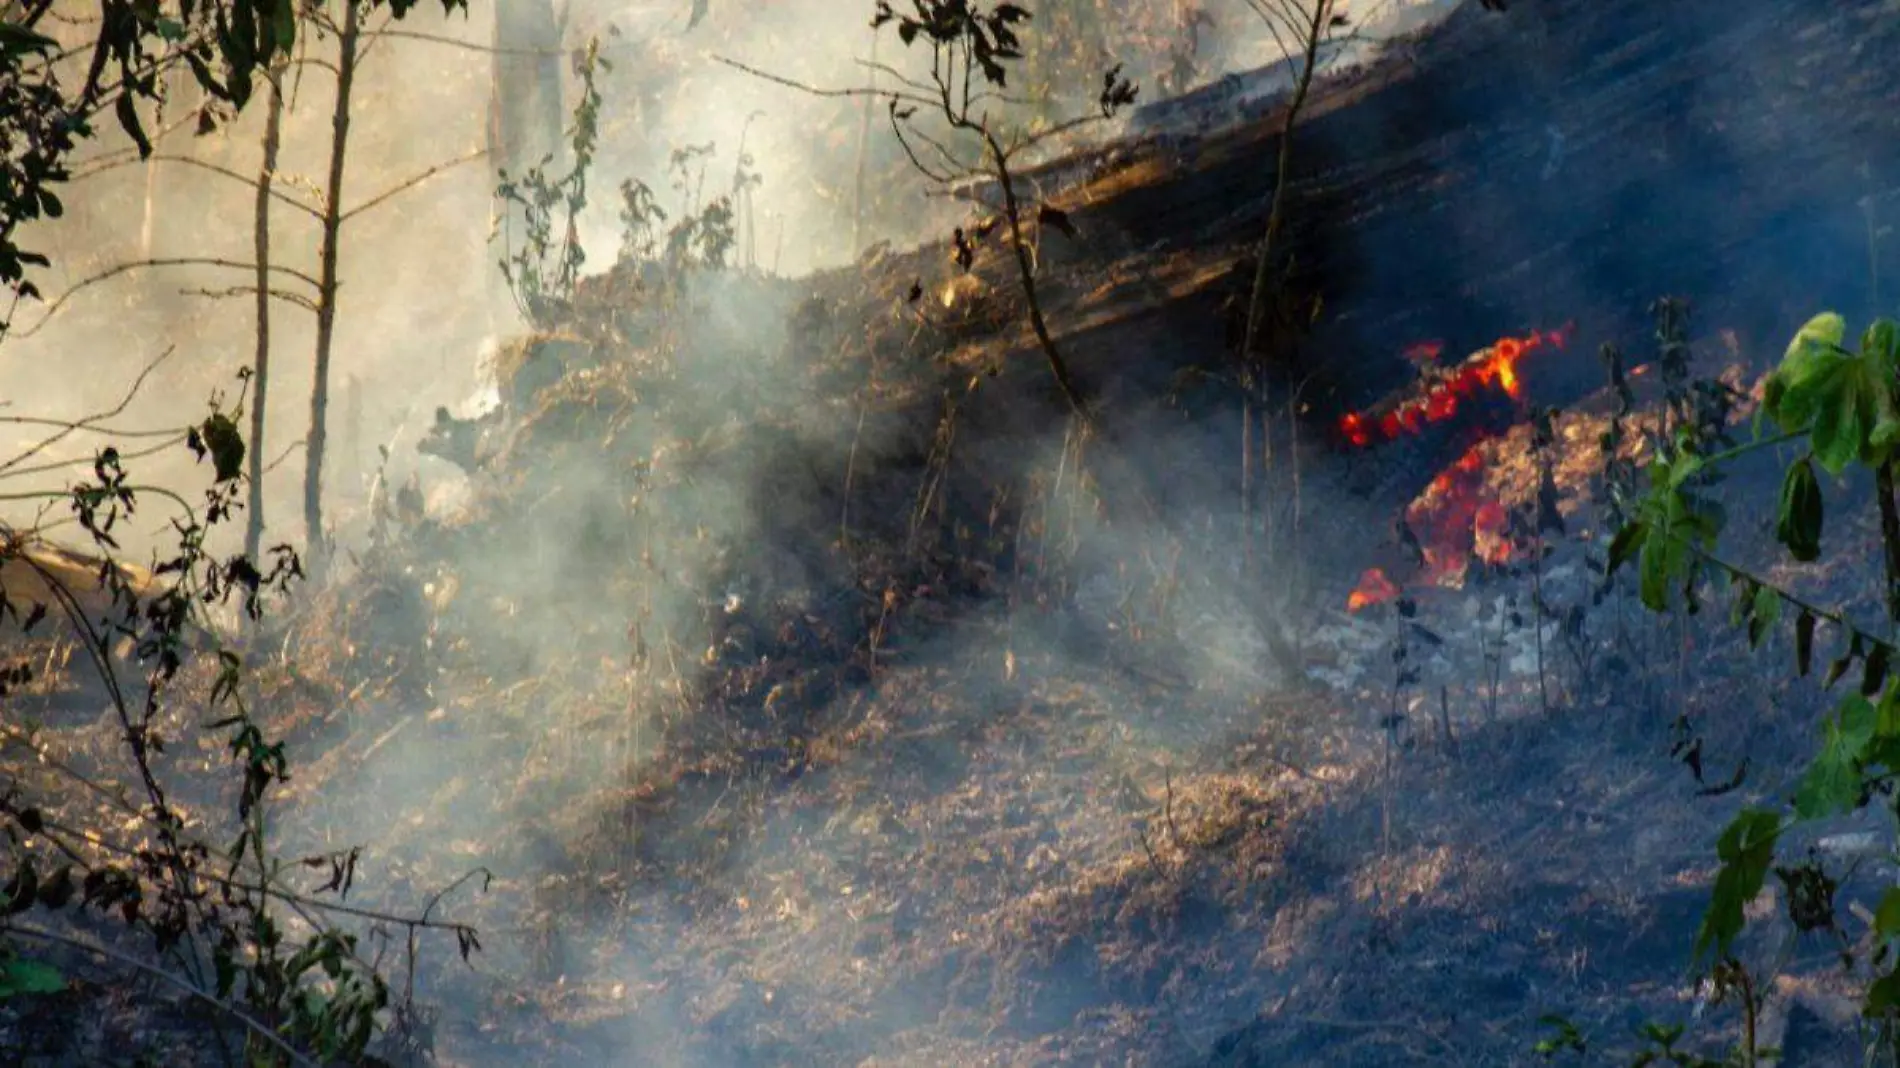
1336,324 -> 1572,450
1025,0 -> 1900,452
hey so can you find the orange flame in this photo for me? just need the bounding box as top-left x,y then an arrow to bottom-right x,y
1337,324 -> 1576,449
1403,442 -> 1521,592
1347,567 -> 1401,612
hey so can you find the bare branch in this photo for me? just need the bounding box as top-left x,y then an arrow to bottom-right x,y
4,924 -> 322,1068
11,259 -> 321,339
710,54 -> 938,110
889,117 -> 961,185
0,431 -> 189,482
264,437 -> 305,475
66,153 -> 323,220
0,414 -> 180,438
359,27 -> 563,55
64,110 -> 202,174
182,284 -> 321,312
896,114 -> 981,183
341,146 -> 487,222
852,57 -> 1043,109
0,346 -> 177,478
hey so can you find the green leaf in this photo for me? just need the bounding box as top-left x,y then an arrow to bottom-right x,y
1696,808 -> 1783,963
1828,631 -> 1863,690
1870,972 -> 1900,1016
1795,693 -> 1876,818
1638,525 -> 1669,611
1865,318 -> 1899,368
1775,457 -> 1824,562
1791,311 -> 1848,357
1607,520 -> 1647,575
114,93 -> 153,160
1748,583 -> 1781,648
1876,678 -> 1900,738
1795,610 -> 1816,677
0,22 -> 59,55
271,0 -> 296,54
1769,313 -> 1848,427
0,957 -> 65,998
1818,368 -> 1873,475
1874,887 -> 1900,939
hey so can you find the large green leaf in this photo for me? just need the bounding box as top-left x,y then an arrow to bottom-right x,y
1695,808 -> 1782,964
1864,318 -> 1899,373
1812,359 -> 1873,475
1767,313 -> 1855,441
1795,692 -> 1876,818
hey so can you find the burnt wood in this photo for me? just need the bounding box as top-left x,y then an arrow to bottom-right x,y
1061,0 -> 1900,421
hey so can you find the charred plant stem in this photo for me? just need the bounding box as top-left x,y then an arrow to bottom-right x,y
1237,0 -> 1329,367
980,128 -> 1089,422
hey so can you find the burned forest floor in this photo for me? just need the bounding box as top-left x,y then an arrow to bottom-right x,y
8,0 -> 1900,1064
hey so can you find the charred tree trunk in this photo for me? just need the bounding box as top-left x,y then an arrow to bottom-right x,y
306,0 -> 361,576
1011,0 -> 1900,526
245,63 -> 285,565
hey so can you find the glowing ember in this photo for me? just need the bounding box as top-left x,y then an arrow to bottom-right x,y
1336,323 -> 1577,608
1347,567 -> 1401,612
1337,324 -> 1575,449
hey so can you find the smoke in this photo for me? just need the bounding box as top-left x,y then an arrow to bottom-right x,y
18,0 -> 1859,1063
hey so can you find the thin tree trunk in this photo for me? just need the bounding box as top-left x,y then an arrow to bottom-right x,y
245,65 -> 285,565
306,0 -> 361,575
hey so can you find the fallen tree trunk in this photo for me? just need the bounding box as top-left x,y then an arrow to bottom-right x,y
0,531 -> 166,634
1034,0 -> 1900,426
